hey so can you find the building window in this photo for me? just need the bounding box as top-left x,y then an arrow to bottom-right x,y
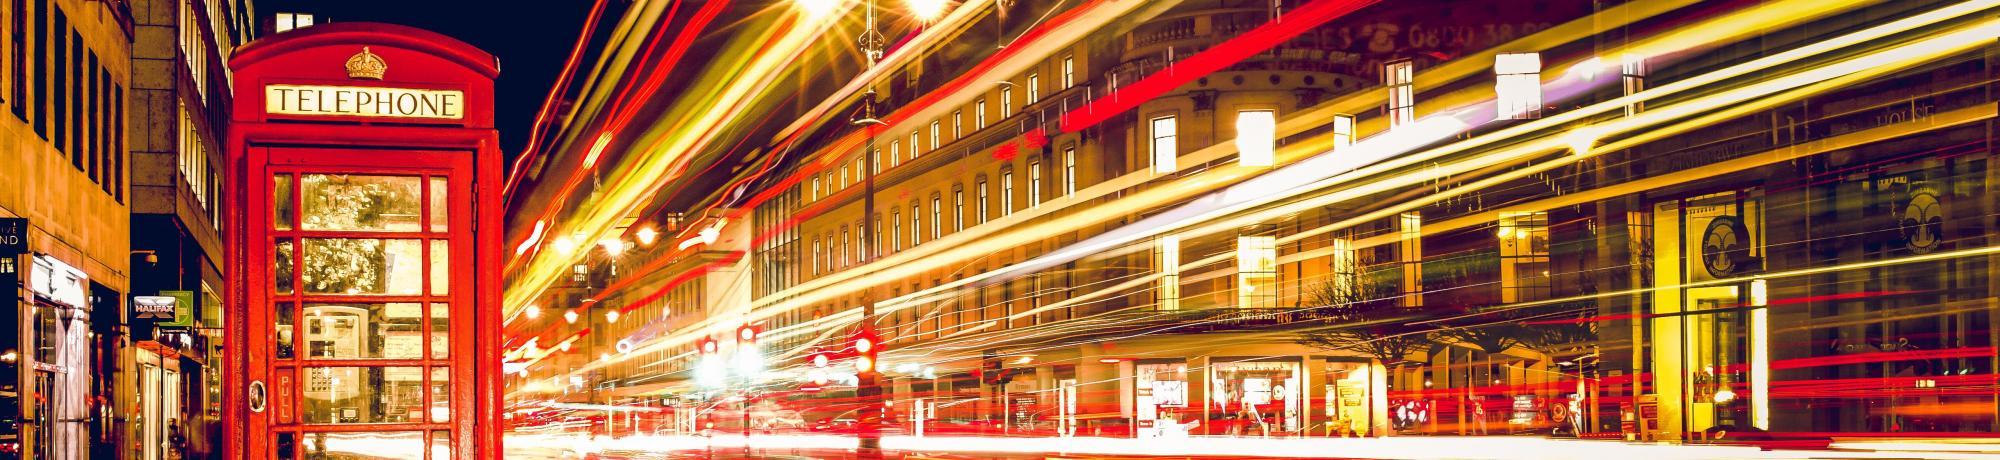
840,164 -> 850,188
1157,235 -> 1180,311
1001,171 -> 1015,216
1622,54 -> 1647,116
929,121 -> 941,150
1398,212 -> 1424,308
1000,86 -> 1013,115
1062,56 -> 1074,88
891,210 -> 901,251
182,0 -> 210,99
953,110 -> 963,139
854,221 -> 865,263
1385,60 -> 1414,128
1495,52 -> 1542,120
1150,115 -> 1177,173
1062,147 -> 1076,195
811,238 -> 821,275
52,7 -> 65,154
811,176 -> 821,200
872,147 -> 882,174
977,179 -> 990,223
1498,211 -> 1550,302
32,0 -> 45,139
274,12 -> 315,33
890,141 -> 901,167
976,99 -> 987,128
1027,73 -> 1040,104
9,0 -> 24,120
1236,235 -> 1278,309
929,195 -> 941,240
953,187 -> 965,231
1028,159 -> 1042,206
873,215 -> 883,257
1332,114 -> 1355,150
910,131 -> 921,159
67,30 -> 79,164
1236,110 -> 1276,167
178,102 -> 211,210
841,228 -> 851,267
910,204 -> 922,245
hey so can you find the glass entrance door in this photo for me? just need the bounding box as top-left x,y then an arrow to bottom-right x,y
250,149 -> 473,460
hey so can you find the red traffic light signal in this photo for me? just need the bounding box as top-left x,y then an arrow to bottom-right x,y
698,337 -> 720,355
850,329 -> 880,373
736,324 -> 760,344
810,352 -> 831,368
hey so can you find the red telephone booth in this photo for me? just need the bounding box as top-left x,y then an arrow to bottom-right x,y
222,23 -> 503,459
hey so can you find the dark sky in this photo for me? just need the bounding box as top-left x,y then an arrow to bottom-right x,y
258,0 -> 593,164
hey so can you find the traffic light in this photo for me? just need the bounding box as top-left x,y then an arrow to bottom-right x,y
736,324 -> 760,344
807,349 -> 832,386
698,337 -> 719,355
851,330 -> 880,374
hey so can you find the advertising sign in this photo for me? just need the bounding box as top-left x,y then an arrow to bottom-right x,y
0,218 -> 25,255
135,290 -> 195,327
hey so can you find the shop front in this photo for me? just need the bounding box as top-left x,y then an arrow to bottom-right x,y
1207,358 -> 1304,437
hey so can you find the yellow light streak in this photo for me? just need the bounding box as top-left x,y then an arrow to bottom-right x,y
518,0 -> 1946,385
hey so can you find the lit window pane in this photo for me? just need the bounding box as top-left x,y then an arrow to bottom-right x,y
276,301 -> 296,359
430,240 -> 449,295
1235,110 -> 1276,167
428,177 -> 448,231
304,302 -> 424,359
1495,52 -> 1543,120
274,174 -> 294,230
429,368 -> 450,422
1151,116 -> 1178,173
303,367 -> 425,423
304,431 -> 424,458
431,303 -> 449,358
302,238 -> 425,295
1236,236 -> 1278,309
429,431 -> 452,459
275,240 -> 295,294
301,174 -> 423,232
1332,114 -> 1355,149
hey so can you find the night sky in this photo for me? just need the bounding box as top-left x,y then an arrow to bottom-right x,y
258,0 -> 593,168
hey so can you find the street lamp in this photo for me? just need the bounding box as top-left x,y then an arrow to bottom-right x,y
796,0 -> 841,19
905,0 -> 951,23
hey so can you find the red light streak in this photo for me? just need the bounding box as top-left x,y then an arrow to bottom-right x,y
1058,0 -> 1384,133
503,0 -> 612,197
503,0 -> 731,270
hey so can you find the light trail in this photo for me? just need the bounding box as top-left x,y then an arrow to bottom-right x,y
740,0 -> 1923,326
501,0 -> 611,197
502,433 -> 2000,459
1057,0 -> 1385,132
511,0 -> 1959,389
880,4 -> 2000,331
501,0 -> 1154,316
503,0 -> 1696,362
745,14 -> 2000,380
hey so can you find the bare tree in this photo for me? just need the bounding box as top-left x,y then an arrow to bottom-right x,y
1295,278 -> 1434,365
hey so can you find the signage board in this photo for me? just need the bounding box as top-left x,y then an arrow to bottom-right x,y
135,291 -> 195,327
0,218 -> 24,255
265,84 -> 465,120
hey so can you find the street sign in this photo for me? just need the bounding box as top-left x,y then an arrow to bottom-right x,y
0,218 -> 25,255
